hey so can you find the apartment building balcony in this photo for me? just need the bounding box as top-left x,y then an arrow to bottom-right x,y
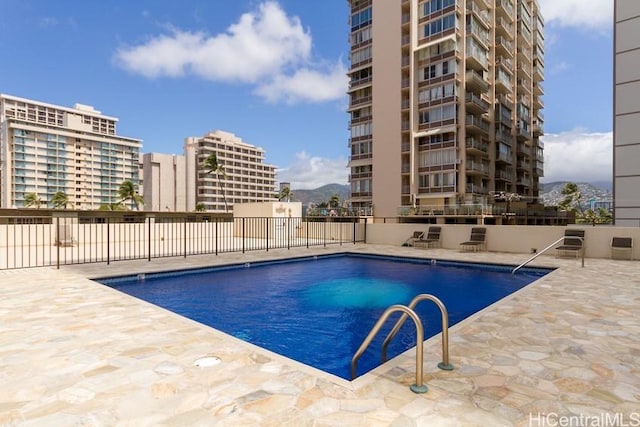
401,140 -> 411,152
517,47 -> 531,63
517,142 -> 531,157
496,113 -> 513,128
496,152 -> 513,165
401,54 -> 410,68
496,129 -> 513,145
517,22 -> 532,46
465,183 -> 488,194
348,76 -> 373,91
496,0 -> 515,21
465,92 -> 490,114
348,95 -> 372,109
516,174 -> 531,187
495,36 -> 514,57
401,13 -> 410,25
533,96 -> 544,110
533,120 -> 544,136
401,163 -> 410,174
516,159 -> 531,170
465,69 -> 489,92
466,44 -> 489,71
401,77 -> 410,88
466,2 -> 490,28
517,64 -> 532,81
496,56 -> 513,74
533,160 -> 544,177
495,74 -> 512,94
466,160 -> 489,176
465,136 -> 489,155
517,78 -> 531,94
402,34 -> 410,47
516,125 -> 531,140
534,62 -> 544,81
465,114 -> 490,134
534,82 -> 544,96
495,16 -> 513,38
495,168 -> 513,182
401,98 -> 410,110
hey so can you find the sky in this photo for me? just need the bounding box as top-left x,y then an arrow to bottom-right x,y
0,0 -> 614,189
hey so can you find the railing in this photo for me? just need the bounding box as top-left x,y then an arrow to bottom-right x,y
512,236 -> 584,274
350,305 -> 428,393
0,215 -> 367,270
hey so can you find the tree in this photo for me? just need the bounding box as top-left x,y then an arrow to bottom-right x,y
329,194 -> 340,208
558,183 -> 585,216
24,192 -> 41,208
278,186 -> 293,202
204,153 -> 228,212
118,180 -> 143,210
195,203 -> 206,212
51,191 -> 68,209
558,182 -> 612,225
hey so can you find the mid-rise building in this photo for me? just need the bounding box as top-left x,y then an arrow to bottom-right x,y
614,0 -> 640,226
185,130 -> 277,212
347,0 -> 544,217
141,153 -> 190,211
0,94 -> 141,209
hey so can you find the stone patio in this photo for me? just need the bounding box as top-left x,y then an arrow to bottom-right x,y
1,245 -> 639,426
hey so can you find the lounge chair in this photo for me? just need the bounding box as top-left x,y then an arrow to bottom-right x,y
403,231 -> 424,247
415,226 -> 441,248
460,227 -> 486,252
611,237 -> 633,260
555,229 -> 585,258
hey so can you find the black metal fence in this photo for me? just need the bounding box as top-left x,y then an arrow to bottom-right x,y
0,215 -> 367,270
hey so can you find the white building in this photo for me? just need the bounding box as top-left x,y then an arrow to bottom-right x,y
0,94 -> 141,209
185,130 -> 277,213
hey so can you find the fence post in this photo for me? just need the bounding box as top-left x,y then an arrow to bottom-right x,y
215,217 -> 218,255
147,217 -> 152,262
287,216 -> 291,250
242,217 -> 245,254
323,218 -> 327,248
353,219 -> 356,245
266,217 -> 269,252
184,217 -> 187,258
56,217 -> 60,270
106,217 -> 110,265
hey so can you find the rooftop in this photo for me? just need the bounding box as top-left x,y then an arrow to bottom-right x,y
1,246 -> 638,426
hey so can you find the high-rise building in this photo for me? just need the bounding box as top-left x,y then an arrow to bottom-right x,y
141,153 -> 189,212
185,130 -> 277,213
614,0 -> 640,226
347,0 -> 544,217
0,94 -> 141,209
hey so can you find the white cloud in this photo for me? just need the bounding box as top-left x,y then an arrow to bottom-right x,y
277,152 -> 348,189
541,130 -> 612,183
254,63 -> 349,104
538,0 -> 613,30
114,1 -> 345,104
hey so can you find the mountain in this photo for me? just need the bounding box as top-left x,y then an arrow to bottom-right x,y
539,181 -> 612,206
290,184 -> 350,206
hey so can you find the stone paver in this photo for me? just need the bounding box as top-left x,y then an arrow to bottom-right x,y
1,245 -> 639,426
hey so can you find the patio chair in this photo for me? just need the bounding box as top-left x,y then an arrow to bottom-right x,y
555,229 -> 585,258
611,237 -> 633,260
403,231 -> 424,247
459,227 -> 486,252
415,226 -> 442,249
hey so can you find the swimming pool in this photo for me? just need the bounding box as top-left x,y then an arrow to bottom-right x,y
99,253 -> 552,380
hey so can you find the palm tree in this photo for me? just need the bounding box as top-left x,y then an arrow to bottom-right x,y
278,186 -> 293,202
204,153 -> 228,212
558,182 -> 584,215
118,180 -> 143,210
51,191 -> 68,209
195,203 -> 206,212
24,192 -> 41,208
329,194 -> 340,208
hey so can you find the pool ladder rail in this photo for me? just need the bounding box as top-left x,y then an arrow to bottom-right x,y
350,294 -> 454,394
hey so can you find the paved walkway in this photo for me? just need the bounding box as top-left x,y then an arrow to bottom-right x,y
1,245 -> 639,426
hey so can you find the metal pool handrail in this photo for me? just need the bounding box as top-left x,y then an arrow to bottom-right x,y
350,305 -> 428,393
511,236 -> 584,274
381,294 -> 454,371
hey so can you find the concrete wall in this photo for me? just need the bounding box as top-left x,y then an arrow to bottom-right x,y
614,0 -> 640,226
366,223 -> 640,259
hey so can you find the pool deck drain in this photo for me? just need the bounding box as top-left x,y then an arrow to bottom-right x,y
1,244 -> 639,426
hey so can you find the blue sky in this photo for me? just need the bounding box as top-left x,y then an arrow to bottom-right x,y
0,0 -> 613,188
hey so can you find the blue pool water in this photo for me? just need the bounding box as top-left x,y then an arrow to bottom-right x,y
99,254 -> 551,379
